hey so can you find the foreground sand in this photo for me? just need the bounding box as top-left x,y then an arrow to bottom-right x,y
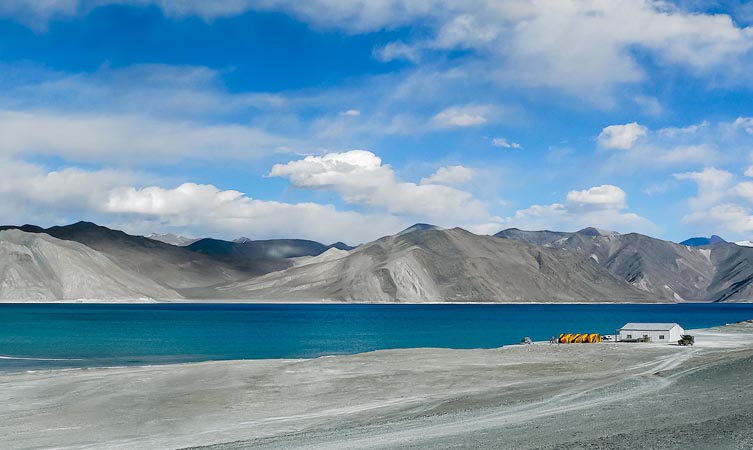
2,322 -> 753,450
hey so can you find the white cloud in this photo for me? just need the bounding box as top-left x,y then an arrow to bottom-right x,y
566,185 -> 626,210
681,203 -> 753,235
269,150 -> 489,221
491,138 -> 521,149
733,116 -> 753,134
339,109 -> 361,117
745,166 -> 753,177
673,166 -> 753,237
597,119 -> 753,171
504,184 -> 654,233
598,122 -> 648,150
0,158 -> 149,225
0,154 -> 491,244
431,104 -> 492,128
0,157 -> 405,244
420,165 -> 474,185
674,167 -> 734,209
103,182 -> 405,243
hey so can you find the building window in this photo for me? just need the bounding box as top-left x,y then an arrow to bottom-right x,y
659,335 -> 665,340
626,334 -> 632,339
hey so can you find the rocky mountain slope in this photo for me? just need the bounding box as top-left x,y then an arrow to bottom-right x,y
0,230 -> 179,301
1,222 -> 286,296
495,227 -> 753,302
220,228 -> 656,303
2,221 -> 752,302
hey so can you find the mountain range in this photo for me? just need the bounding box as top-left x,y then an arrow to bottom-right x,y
1,221 -> 752,303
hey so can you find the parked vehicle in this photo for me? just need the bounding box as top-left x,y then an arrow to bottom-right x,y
678,335 -> 695,346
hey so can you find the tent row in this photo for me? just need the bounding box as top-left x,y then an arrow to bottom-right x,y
558,333 -> 602,343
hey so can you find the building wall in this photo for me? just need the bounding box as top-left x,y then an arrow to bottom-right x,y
618,326 -> 683,343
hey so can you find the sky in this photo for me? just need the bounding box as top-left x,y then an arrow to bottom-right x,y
2,0 -> 753,245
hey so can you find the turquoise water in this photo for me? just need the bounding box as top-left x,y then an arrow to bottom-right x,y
2,303 -> 753,372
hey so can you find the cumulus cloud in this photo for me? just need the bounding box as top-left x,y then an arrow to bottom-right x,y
673,166 -> 753,237
102,182 -> 405,243
503,184 -> 654,233
566,185 -> 626,210
598,123 -> 648,150
420,165 -> 474,185
0,158 -> 406,243
0,158 -> 149,225
269,150 -> 489,221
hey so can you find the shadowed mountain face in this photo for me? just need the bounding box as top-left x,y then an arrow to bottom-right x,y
707,243 -> 753,302
186,238 -> 352,260
220,228 -> 656,303
494,228 -> 753,302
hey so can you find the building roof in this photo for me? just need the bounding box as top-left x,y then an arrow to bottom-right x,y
620,323 -> 682,331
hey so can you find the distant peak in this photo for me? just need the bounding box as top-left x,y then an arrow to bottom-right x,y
680,235 -> 727,247
576,227 -> 617,237
71,221 -> 99,228
233,237 -> 253,244
397,223 -> 441,236
329,241 -> 354,251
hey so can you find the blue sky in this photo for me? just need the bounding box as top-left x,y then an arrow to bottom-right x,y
2,1 -> 753,244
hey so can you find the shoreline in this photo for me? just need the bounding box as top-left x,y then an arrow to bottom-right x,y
2,319 -> 751,376
2,321 -> 753,449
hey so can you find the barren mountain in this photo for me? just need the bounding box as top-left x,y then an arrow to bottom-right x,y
1,222 -> 282,295
494,227 -> 753,302
2,221 -> 751,303
220,228 -> 657,303
0,230 -> 179,301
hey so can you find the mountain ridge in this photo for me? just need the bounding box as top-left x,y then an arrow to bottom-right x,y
1,221 -> 752,302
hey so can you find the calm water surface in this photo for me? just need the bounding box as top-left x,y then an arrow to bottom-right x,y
2,303 -> 753,372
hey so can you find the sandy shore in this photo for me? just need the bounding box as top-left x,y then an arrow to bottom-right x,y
2,322 -> 753,450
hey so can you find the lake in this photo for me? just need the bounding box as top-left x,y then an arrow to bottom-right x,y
2,302 -> 753,372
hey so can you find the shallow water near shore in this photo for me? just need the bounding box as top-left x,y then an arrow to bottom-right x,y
2,302 -> 753,372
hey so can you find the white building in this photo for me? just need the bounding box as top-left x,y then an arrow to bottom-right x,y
618,323 -> 684,343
